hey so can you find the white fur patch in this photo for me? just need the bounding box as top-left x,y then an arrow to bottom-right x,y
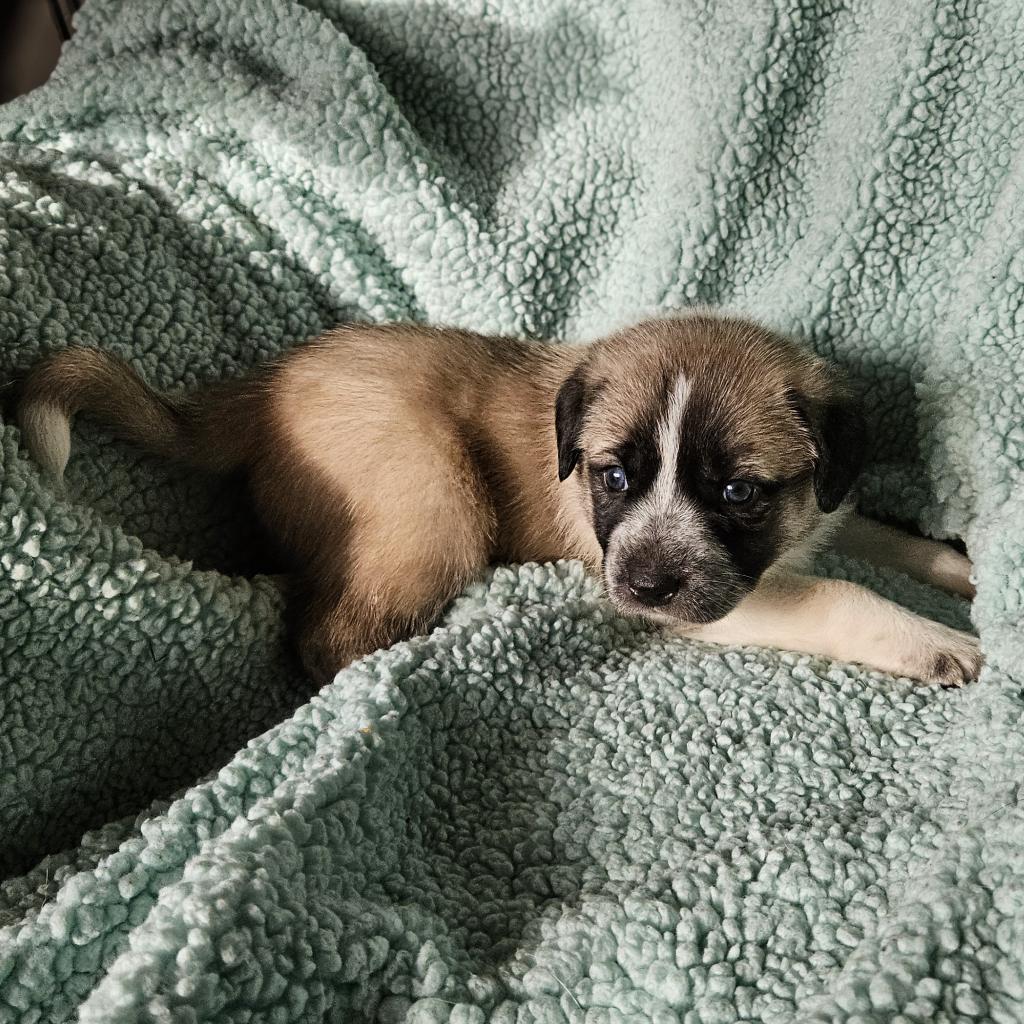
651,374 -> 689,510
20,401 -> 72,479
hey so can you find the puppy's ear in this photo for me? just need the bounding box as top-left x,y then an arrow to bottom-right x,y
790,386 -> 868,513
555,366 -> 589,482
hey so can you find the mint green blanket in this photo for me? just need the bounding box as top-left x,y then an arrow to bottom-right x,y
2,1 -> 1023,1020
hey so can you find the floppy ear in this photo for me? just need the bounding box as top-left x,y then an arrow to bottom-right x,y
790,387 -> 868,513
554,367 -> 589,482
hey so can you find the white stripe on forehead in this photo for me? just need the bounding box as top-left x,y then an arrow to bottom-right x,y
652,374 -> 689,508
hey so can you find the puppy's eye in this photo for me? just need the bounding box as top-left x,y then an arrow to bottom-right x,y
722,480 -> 758,505
603,466 -> 628,492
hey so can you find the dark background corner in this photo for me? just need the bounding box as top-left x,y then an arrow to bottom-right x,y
0,0 -> 82,104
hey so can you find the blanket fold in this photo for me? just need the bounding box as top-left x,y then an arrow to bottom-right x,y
1,0 -> 1023,1020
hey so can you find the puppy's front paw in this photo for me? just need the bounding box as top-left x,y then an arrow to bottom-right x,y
917,625 -> 983,687
929,546 -> 976,600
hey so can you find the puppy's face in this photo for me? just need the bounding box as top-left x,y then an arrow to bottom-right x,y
555,315 -> 865,625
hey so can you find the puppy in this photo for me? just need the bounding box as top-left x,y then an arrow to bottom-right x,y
16,313 -> 982,685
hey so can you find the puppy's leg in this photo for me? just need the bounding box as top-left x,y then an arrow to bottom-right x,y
295,580 -> 437,685
834,514 -> 975,599
684,571 -> 982,685
290,468 -> 496,686
296,541 -> 492,684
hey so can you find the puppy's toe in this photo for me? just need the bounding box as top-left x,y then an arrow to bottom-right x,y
923,629 -> 983,687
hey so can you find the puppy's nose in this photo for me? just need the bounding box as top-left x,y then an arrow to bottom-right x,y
626,568 -> 682,607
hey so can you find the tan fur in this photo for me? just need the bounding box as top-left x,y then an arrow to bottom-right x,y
834,513 -> 976,598
594,320 -> 821,473
16,315 -> 982,686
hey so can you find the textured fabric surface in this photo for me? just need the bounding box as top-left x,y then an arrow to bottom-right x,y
1,1 -> 1023,1021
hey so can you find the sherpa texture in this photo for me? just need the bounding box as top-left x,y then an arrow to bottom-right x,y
1,0 -> 1023,1021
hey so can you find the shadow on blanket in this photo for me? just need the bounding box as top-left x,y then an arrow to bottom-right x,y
257,608 -> 661,1012
316,3 -> 614,221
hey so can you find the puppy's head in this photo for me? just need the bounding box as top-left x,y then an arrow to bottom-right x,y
555,314 -> 866,625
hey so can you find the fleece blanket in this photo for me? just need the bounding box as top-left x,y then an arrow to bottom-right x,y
1,0 -> 1023,1020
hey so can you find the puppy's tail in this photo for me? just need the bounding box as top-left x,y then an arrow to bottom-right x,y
17,346 -> 258,480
